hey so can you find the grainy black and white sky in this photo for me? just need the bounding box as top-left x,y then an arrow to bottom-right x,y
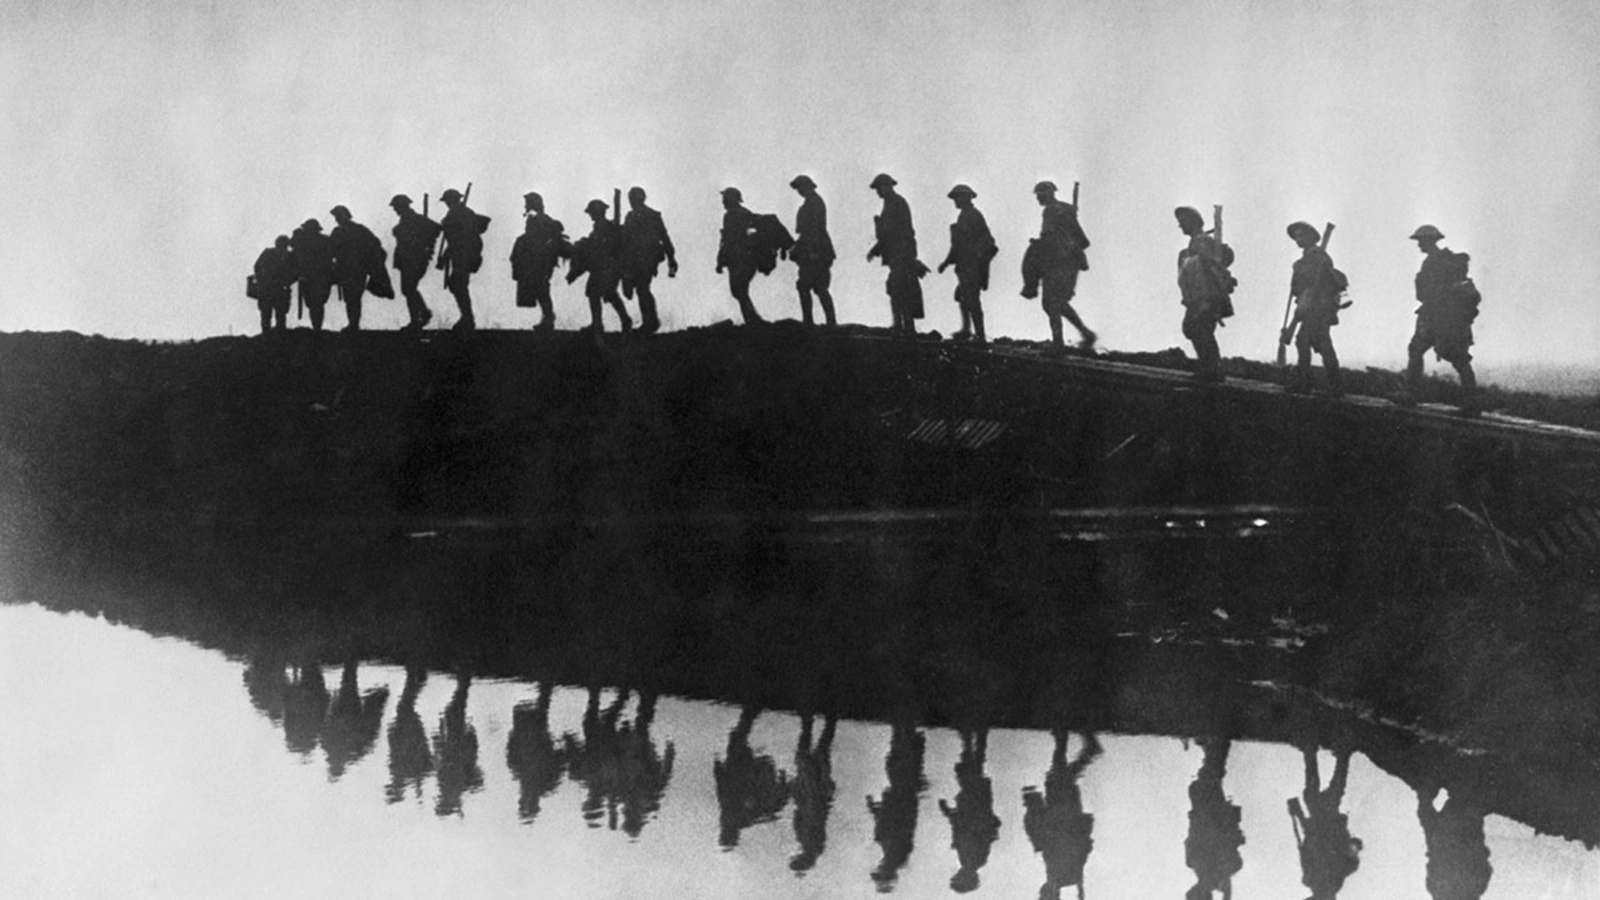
3,0 -> 1596,373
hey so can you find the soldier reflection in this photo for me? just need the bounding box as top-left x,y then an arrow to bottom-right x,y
565,686 -> 676,837
789,711 -> 838,874
506,682 -> 566,824
939,726 -> 1001,894
386,665 -> 433,805
242,653 -> 288,726
1290,743 -> 1363,898
616,691 -> 675,839
1185,736 -> 1244,900
433,672 -> 483,817
715,704 -> 791,849
321,660 -> 388,781
1023,728 -> 1100,900
1417,784 -> 1492,900
867,717 -> 927,891
281,661 -> 329,757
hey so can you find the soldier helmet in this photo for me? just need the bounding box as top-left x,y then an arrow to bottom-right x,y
1287,221 -> 1318,242
790,174 -> 817,190
1033,180 -> 1058,194
720,186 -> 743,202
947,184 -> 976,199
627,186 -> 646,201
389,194 -> 413,208
584,199 -> 608,215
869,173 -> 897,189
1174,206 -> 1204,228
301,218 -> 322,232
1409,224 -> 1444,241
329,204 -> 351,219
523,191 -> 544,210
440,188 -> 463,204
274,234 -> 290,248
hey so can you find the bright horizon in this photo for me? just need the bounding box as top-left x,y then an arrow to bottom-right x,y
3,0 -> 1597,376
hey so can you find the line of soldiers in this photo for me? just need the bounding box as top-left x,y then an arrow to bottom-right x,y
251,181 -> 1483,407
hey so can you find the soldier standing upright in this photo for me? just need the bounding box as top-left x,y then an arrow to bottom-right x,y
390,194 -> 442,331
1175,206 -> 1236,382
567,198 -> 633,335
290,218 -> 334,332
716,187 -> 765,325
1022,181 -> 1095,353
251,235 -> 295,334
437,188 -> 485,331
1281,221 -> 1346,396
621,187 -> 678,335
867,173 -> 925,335
788,175 -> 837,326
1402,224 -> 1481,409
937,184 -> 997,344
329,205 -> 383,332
511,192 -> 568,332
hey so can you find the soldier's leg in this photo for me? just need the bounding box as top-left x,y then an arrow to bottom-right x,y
605,286 -> 633,332
1316,331 -> 1343,395
450,271 -> 475,330
587,290 -> 604,332
258,301 -> 272,335
1047,310 -> 1065,347
1405,328 -> 1430,392
816,279 -> 836,326
309,301 -> 325,331
634,272 -> 660,334
401,267 -> 429,328
1060,303 -> 1095,349
970,302 -> 986,344
345,282 -> 364,331
535,281 -> 555,331
796,273 -> 815,325
731,268 -> 761,324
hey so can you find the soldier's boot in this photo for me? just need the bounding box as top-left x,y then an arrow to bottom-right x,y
637,293 -> 660,335
953,309 -> 972,341
799,291 -> 815,326
971,308 -> 986,345
259,308 -> 272,335
1048,316 -> 1065,348
344,297 -> 362,332
310,306 -> 325,331
609,298 -> 633,333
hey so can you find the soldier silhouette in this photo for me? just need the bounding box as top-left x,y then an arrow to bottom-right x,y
290,219 -> 334,331
716,187 -> 766,325
1289,742 -> 1363,899
939,726 -> 1001,893
1175,206 -> 1236,382
867,717 -> 927,891
511,192 -> 568,332
1281,221 -> 1346,396
385,665 -> 434,805
432,672 -> 483,817
1024,728 -> 1100,900
621,186 -> 678,334
714,704 -> 791,848
329,205 -> 386,332
251,235 -> 295,334
567,199 -> 633,337
1401,224 -> 1482,412
1185,736 -> 1245,900
506,682 -> 567,823
789,175 -> 837,326
1416,782 -> 1492,900
1022,181 -> 1095,354
937,184 -> 997,345
790,711 -> 839,873
867,173 -> 925,335
389,194 -> 442,331
437,188 -> 485,331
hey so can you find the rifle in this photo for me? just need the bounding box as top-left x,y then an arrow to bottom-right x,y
436,182 -> 473,280
1072,181 -> 1080,208
613,187 -> 621,226
1277,222 -> 1335,365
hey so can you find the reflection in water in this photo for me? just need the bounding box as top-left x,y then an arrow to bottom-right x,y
867,718 -> 927,892
565,686 -> 676,837
433,673 -> 483,817
1185,736 -> 1244,900
715,704 -> 790,848
323,661 -> 389,780
1291,742 -> 1362,899
789,712 -> 838,873
506,681 -> 565,823
1024,729 -> 1100,900
386,665 -> 433,804
1418,786 -> 1493,900
282,663 -> 329,757
939,726 -> 1000,894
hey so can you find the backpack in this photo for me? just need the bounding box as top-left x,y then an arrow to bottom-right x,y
751,213 -> 795,275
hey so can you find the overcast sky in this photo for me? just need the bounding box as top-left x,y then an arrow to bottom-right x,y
3,0 -> 1597,373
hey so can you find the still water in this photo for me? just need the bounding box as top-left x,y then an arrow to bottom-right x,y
2,600 -> 1595,900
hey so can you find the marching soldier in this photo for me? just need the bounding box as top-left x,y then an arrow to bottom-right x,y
1022,181 -> 1095,353
1175,206 -> 1236,382
329,205 -> 382,332
389,194 -> 442,331
511,192 -> 568,332
251,235 -> 295,334
1281,221 -> 1345,396
867,173 -> 924,335
716,187 -> 765,325
788,174 -> 837,326
621,186 -> 679,335
290,218 -> 334,332
437,188 -> 485,331
1402,224 -> 1481,410
567,198 -> 633,335
937,184 -> 997,344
